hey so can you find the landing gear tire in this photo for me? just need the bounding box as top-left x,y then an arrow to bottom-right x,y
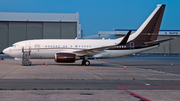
85,61 -> 90,66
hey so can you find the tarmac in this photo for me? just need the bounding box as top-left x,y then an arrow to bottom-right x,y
0,55 -> 180,101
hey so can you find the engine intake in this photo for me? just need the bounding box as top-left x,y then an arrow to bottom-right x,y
55,53 -> 76,63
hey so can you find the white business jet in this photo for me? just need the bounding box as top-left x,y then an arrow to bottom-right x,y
3,4 -> 174,66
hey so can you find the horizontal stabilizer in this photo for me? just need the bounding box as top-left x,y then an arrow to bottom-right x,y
144,37 -> 175,45
117,30 -> 132,45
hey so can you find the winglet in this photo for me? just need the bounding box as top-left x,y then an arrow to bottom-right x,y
117,30 -> 132,45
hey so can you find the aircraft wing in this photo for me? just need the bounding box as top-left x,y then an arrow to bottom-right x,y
144,37 -> 175,46
74,30 -> 132,56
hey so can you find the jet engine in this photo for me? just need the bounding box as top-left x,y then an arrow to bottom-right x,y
55,53 -> 77,63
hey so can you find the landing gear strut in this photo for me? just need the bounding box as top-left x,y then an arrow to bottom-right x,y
82,56 -> 90,66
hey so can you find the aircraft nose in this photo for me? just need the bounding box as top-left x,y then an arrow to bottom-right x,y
3,48 -> 9,55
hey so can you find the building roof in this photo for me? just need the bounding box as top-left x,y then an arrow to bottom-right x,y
99,29 -> 180,36
0,12 -> 79,22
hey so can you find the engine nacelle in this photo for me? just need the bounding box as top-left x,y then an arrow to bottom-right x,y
55,53 -> 76,63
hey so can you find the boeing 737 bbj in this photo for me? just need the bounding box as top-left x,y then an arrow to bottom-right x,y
3,4 -> 174,66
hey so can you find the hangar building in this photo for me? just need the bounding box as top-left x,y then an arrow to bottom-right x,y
98,29 -> 180,54
0,12 -> 81,53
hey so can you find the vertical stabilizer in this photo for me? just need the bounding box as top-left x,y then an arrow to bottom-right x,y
129,4 -> 165,42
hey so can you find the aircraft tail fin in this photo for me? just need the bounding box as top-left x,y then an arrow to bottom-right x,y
129,4 -> 166,42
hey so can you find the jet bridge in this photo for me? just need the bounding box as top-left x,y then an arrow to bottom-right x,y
22,47 -> 31,66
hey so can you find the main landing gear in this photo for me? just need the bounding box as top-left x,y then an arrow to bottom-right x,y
82,60 -> 90,66
82,56 -> 90,66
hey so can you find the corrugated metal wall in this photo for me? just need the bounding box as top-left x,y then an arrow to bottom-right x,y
9,22 -> 27,46
169,35 -> 180,53
0,22 -> 8,53
43,22 -> 60,39
60,22 -> 77,39
0,21 -> 77,52
146,36 -> 170,53
27,22 -> 43,39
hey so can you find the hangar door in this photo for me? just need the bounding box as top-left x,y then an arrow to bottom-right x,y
43,22 -> 77,39
43,22 -> 60,39
61,22 -> 77,39
0,22 -> 8,53
9,22 -> 26,46
0,21 -> 77,53
27,22 -> 43,39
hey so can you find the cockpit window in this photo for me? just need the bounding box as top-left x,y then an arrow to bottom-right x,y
10,45 -> 18,47
11,45 -> 15,47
